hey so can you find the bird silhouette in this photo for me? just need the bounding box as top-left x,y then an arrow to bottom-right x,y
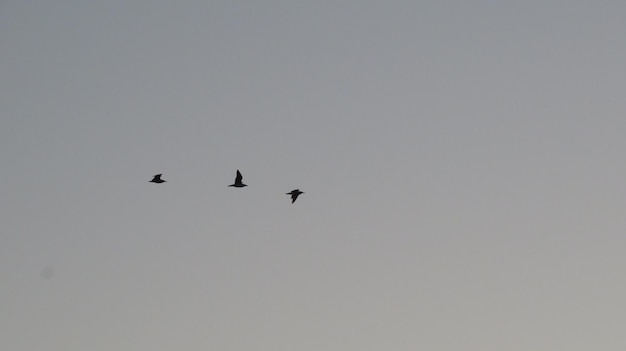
287,189 -> 304,203
150,174 -> 166,183
229,170 -> 247,187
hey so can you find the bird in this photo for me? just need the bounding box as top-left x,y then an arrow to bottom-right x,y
150,174 -> 166,183
287,189 -> 304,203
228,170 -> 247,187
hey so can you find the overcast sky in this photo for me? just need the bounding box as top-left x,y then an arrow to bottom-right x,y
2,1 -> 626,350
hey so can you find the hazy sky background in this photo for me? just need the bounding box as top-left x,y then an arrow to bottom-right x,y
2,1 -> 626,350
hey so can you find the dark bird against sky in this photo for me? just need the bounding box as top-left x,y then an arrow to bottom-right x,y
287,189 -> 304,203
150,174 -> 166,183
229,170 -> 247,187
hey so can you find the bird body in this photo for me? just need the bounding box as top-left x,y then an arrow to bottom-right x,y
287,189 -> 304,203
229,170 -> 247,187
150,174 -> 166,183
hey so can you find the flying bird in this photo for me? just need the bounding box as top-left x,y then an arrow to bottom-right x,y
228,170 -> 247,187
150,174 -> 166,183
287,189 -> 304,203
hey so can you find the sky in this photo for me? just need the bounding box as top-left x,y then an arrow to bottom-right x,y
2,1 -> 626,350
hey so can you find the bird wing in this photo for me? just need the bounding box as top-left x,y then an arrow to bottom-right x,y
290,190 -> 302,203
153,174 -> 162,180
235,170 -> 243,183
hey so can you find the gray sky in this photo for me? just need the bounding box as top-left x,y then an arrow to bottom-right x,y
2,1 -> 626,350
